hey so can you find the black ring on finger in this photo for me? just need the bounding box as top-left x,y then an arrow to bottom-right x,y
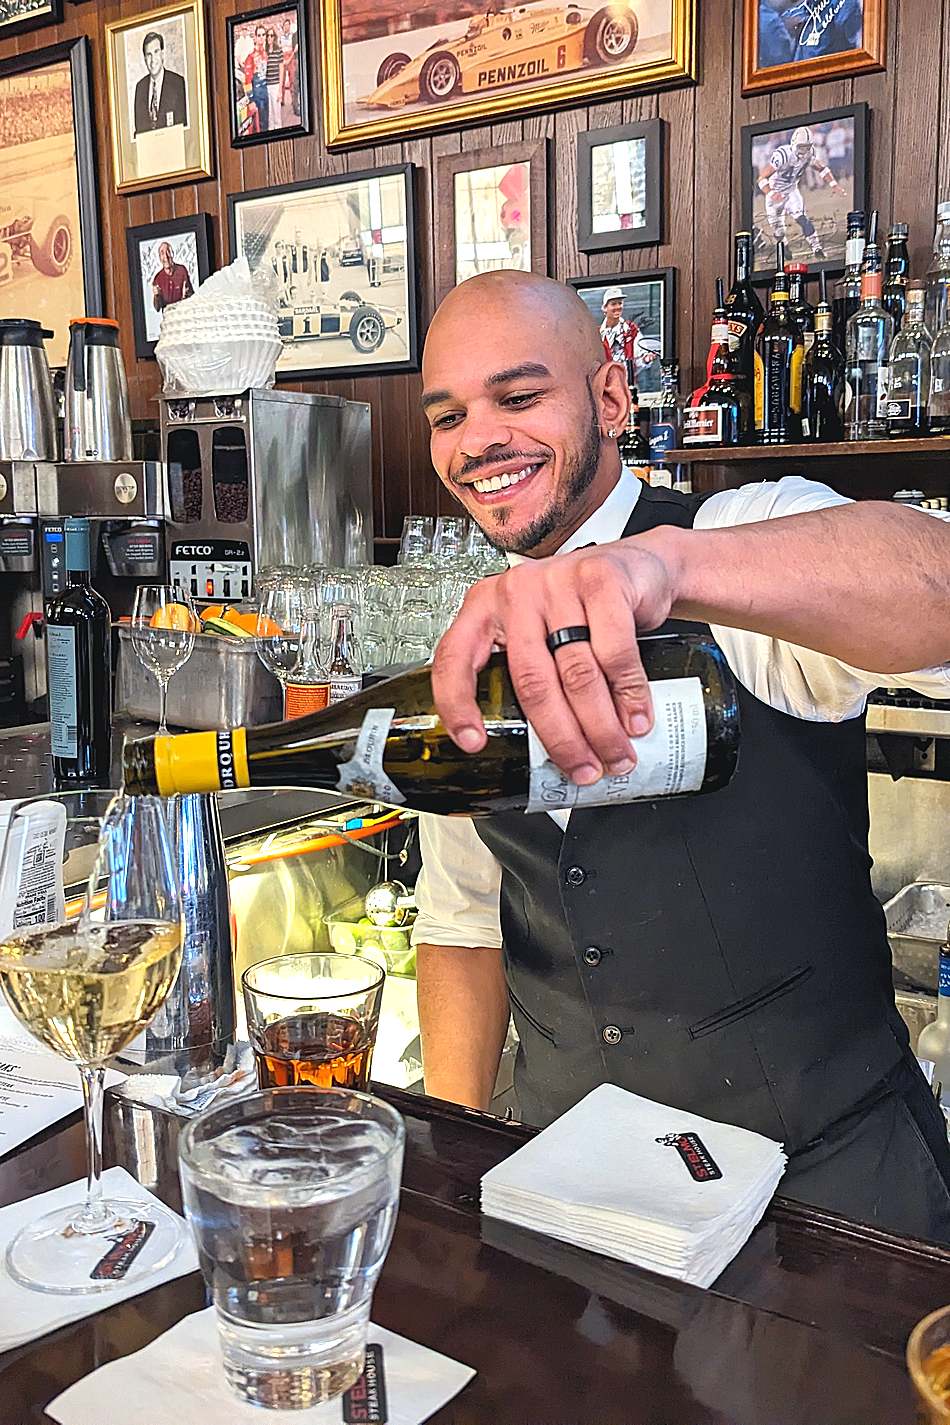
546,625 -> 592,655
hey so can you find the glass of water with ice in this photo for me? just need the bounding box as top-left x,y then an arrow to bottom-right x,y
178,1086 -> 405,1410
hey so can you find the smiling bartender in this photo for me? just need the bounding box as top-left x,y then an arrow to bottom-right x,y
412,270 -> 950,1241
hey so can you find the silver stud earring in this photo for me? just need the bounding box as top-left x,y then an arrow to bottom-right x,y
607,427 -> 617,439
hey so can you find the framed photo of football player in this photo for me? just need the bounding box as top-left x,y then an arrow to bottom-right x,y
320,0 -> 696,149
126,213 -> 214,360
568,268 -> 675,406
434,140 -> 549,306
0,0 -> 63,40
105,0 -> 213,194
228,164 -> 420,381
576,119 -> 663,254
227,0 -> 312,147
742,0 -> 887,95
740,103 -> 869,282
0,38 -> 104,369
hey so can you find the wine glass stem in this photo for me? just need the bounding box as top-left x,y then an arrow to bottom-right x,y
73,1063 -> 115,1234
157,675 -> 169,735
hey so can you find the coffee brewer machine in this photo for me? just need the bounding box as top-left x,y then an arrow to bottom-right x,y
160,388 -> 372,602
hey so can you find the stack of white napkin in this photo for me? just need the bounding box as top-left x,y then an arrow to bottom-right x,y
481,1084 -> 787,1289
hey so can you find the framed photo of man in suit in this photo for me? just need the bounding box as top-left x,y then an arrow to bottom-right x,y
105,1 -> 213,194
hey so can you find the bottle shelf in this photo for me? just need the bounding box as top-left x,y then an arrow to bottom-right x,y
666,436 -> 950,465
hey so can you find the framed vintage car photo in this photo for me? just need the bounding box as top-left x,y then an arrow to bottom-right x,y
105,0 -> 214,194
0,38 -> 103,369
228,164 -> 420,381
742,0 -> 887,95
569,267 -> 675,405
321,0 -> 696,148
126,213 -> 214,360
740,102 -> 869,280
576,118 -> 663,253
434,139 -> 549,305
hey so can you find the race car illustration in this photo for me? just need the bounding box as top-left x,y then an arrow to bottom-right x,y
278,290 -> 402,354
0,131 -> 76,287
359,2 -> 639,109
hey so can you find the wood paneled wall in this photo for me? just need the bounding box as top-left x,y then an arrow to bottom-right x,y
2,0 -> 948,538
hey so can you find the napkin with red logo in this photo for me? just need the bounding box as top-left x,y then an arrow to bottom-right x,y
480,1083 -> 787,1288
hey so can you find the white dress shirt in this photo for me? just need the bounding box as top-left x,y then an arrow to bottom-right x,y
412,474 -> 950,950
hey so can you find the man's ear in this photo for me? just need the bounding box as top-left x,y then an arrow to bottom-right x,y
595,359 -> 631,437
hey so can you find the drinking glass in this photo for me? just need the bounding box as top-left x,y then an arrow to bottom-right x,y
179,1086 -> 405,1409
243,951 -> 384,1091
398,514 -> 433,565
0,796 -> 186,1293
433,515 -> 468,561
909,1305 -> 950,1422
254,579 -> 313,693
131,584 -> 198,735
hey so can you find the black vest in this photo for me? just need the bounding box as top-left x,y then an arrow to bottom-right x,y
475,483 -> 908,1148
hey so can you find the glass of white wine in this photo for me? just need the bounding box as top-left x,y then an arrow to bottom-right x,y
0,796 -> 186,1294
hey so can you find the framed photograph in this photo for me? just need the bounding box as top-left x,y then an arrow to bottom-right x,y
576,118 -> 663,254
321,0 -> 696,149
743,0 -> 886,94
568,268 -> 675,405
434,140 -> 548,305
0,0 -> 63,40
228,164 -> 420,381
0,38 -> 103,369
741,103 -> 869,281
105,0 -> 213,195
126,213 -> 214,360
227,0 -> 311,147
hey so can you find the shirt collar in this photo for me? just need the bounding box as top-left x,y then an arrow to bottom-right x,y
506,466 -> 642,567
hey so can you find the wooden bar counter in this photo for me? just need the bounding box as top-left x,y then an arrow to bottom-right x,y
2,1085 -> 950,1424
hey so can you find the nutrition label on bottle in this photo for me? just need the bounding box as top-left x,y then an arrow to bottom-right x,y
336,708 -> 407,805
527,677 -> 707,813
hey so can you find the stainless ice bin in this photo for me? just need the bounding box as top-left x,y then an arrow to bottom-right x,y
884,881 -> 950,992
115,625 -> 281,730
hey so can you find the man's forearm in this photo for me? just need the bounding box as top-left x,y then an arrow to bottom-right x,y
416,942 -> 509,1110
648,502 -> 950,675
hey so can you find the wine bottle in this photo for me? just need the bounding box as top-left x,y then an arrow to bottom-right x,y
753,243 -> 804,445
724,232 -> 764,388
802,271 -> 844,442
122,636 -> 741,817
684,279 -> 751,446
45,517 -> 112,789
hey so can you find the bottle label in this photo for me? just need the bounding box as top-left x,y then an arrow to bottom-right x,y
335,708 -> 407,806
284,682 -> 330,719
526,677 -> 707,813
875,364 -> 891,418
649,467 -> 673,488
753,351 -> 765,427
940,952 -> 950,996
682,406 -> 724,445
846,237 -> 865,267
47,625 -> 78,760
329,676 -> 362,705
789,344 -> 804,414
711,321 -> 729,344
885,396 -> 913,421
727,316 -> 749,341
803,331 -> 815,354
649,421 -> 677,459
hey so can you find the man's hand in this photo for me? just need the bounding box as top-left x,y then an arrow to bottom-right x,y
431,540 -> 679,785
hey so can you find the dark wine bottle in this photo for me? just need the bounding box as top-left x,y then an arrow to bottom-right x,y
725,232 -> 765,388
123,636 -> 741,817
802,271 -> 844,442
753,243 -> 804,445
785,263 -> 815,351
46,517 -> 112,789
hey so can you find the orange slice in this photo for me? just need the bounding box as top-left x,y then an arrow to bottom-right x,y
149,602 -> 196,631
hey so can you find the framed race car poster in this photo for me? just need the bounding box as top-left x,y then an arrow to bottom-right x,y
227,164 -> 420,381
320,0 -> 697,148
0,38 -> 104,369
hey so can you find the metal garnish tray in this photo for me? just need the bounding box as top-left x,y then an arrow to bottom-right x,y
115,626 -> 282,731
884,882 -> 950,993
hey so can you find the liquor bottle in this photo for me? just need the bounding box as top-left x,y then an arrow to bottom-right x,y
785,263 -> 815,352
327,605 -> 363,705
832,210 -> 866,353
648,359 -> 681,487
928,315 -> 950,435
283,615 -> 330,718
925,200 -> 950,337
844,211 -> 895,441
684,279 -> 751,447
724,231 -> 765,387
886,283 -> 932,438
45,517 -> 112,789
917,935 -> 950,1123
122,635 -> 742,816
883,222 -> 910,333
617,368 -> 652,474
802,272 -> 844,443
753,243 -> 804,445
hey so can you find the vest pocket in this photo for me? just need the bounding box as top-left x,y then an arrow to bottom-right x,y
507,985 -> 557,1044
688,965 -> 814,1040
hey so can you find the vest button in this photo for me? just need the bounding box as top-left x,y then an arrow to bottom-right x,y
565,865 -> 587,887
583,946 -> 603,967
602,1024 -> 623,1046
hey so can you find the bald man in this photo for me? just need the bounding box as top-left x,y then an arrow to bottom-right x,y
414,270 -> 950,1240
